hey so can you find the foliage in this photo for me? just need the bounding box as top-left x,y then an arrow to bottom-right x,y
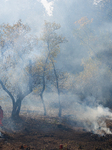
74,17 -> 96,55
41,21 -> 67,60
73,16 -> 112,104
0,20 -> 38,118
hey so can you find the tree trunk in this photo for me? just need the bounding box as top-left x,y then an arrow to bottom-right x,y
58,92 -> 61,117
11,88 -> 23,119
40,93 -> 46,116
11,99 -> 22,119
50,61 -> 62,117
40,65 -> 47,116
0,77 -> 33,120
29,60 -> 33,93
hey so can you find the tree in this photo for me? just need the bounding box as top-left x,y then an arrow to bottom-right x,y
74,56 -> 112,106
41,21 -> 67,117
33,21 -> 67,116
0,20 -> 67,118
0,20 -> 37,119
50,63 -> 69,117
74,17 -> 95,54
74,16 -> 112,60
73,16 -> 112,106
31,56 -> 52,116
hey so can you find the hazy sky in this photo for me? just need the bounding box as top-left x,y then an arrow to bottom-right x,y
0,0 -> 107,68
0,0 -> 109,72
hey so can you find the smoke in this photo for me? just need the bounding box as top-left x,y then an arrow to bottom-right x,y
93,0 -> 102,5
41,92 -> 112,135
73,101 -> 112,135
0,0 -> 112,135
40,0 -> 54,16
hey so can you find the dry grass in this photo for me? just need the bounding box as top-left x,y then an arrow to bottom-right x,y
0,114 -> 112,150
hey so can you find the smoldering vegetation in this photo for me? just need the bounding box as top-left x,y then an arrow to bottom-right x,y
0,0 -> 112,136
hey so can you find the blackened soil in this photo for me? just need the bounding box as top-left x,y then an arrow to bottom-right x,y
0,116 -> 112,150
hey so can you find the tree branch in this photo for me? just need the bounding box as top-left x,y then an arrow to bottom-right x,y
0,79 -> 15,106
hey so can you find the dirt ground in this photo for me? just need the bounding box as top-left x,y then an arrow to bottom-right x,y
1,115 -> 112,150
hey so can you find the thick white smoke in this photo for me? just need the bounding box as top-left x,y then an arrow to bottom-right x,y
74,103 -> 112,135
93,0 -> 102,5
40,0 -> 54,16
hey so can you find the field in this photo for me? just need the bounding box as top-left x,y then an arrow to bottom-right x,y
0,114 -> 112,150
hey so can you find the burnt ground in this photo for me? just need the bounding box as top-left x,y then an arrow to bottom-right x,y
1,115 -> 112,150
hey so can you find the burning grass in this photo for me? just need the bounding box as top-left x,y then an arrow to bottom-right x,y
1,115 -> 112,149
